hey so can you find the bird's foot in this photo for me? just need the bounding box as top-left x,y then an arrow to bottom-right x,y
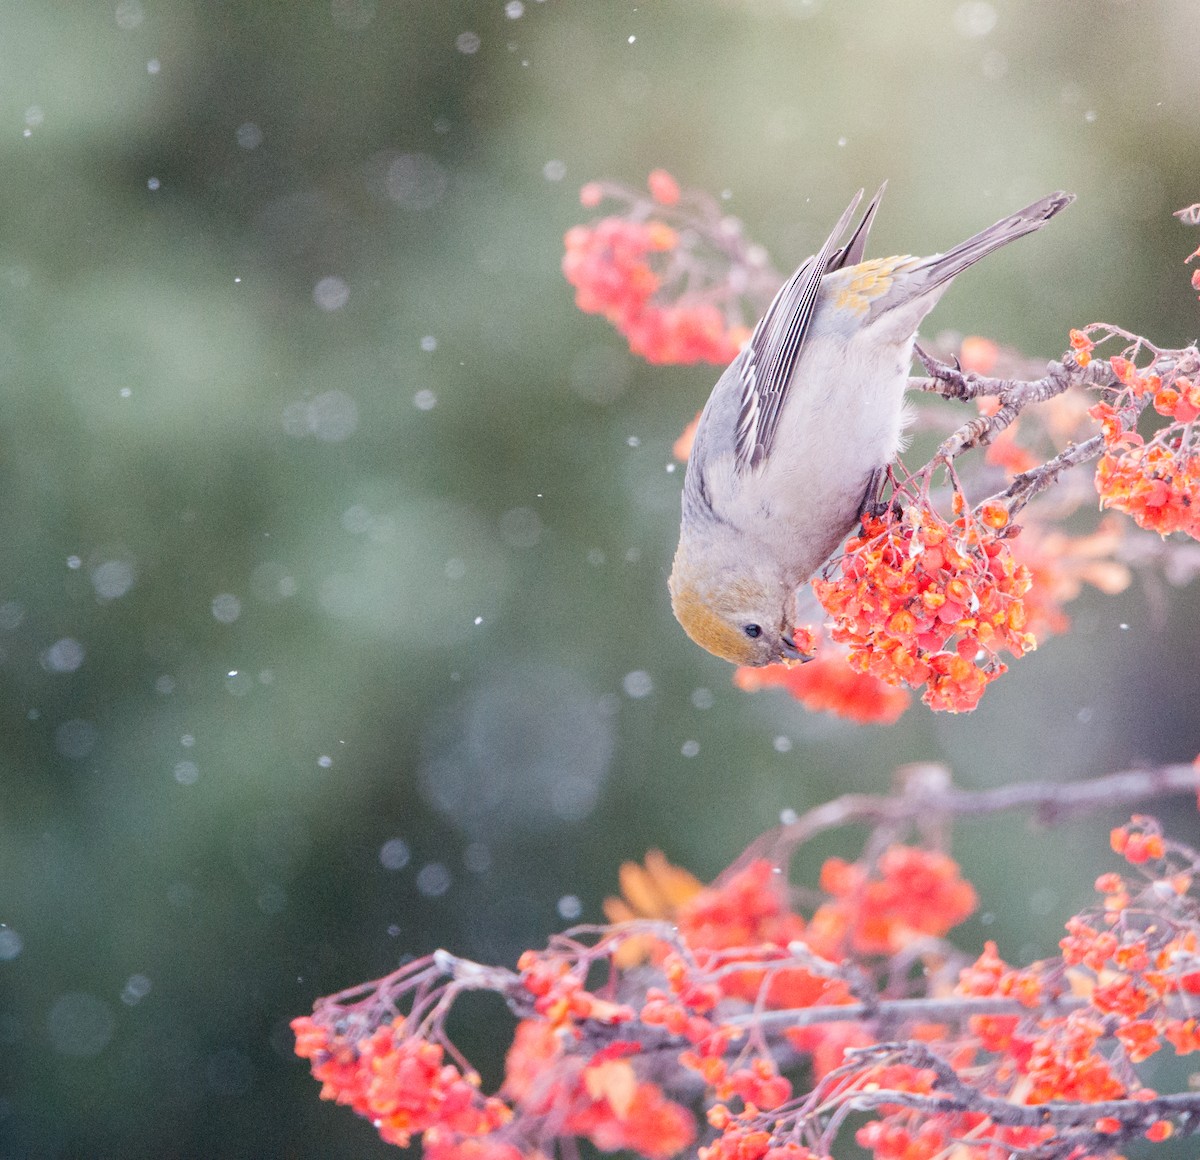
914,342 -> 973,399
858,465 -> 901,521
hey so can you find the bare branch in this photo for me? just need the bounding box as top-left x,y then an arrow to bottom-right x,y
725,992 -> 1087,1031
987,432 -> 1107,516
835,1042 -> 1200,1133
730,761 -> 1200,874
908,347 -> 1124,468
908,352 -> 1120,403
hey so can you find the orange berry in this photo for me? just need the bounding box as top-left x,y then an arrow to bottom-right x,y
647,169 -> 681,206
979,502 -> 1009,529
1109,356 -> 1134,384
960,336 -> 999,374
1154,387 -> 1180,416
644,221 -> 678,251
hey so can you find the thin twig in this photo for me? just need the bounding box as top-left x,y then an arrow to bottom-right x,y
985,433 -> 1107,516
724,992 -> 1087,1031
840,1041 -> 1200,1131
909,351 -> 1121,403
729,761 -> 1200,875
909,348 -> 1122,466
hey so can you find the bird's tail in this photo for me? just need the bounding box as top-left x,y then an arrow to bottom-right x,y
919,191 -> 1074,290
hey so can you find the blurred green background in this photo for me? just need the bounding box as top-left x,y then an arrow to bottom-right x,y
1,1 -> 1199,1156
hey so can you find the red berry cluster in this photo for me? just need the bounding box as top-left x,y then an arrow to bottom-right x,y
813,845 -> 978,956
812,501 -> 1035,712
735,643 -> 912,725
292,841 -> 984,1158
291,1014 -> 512,1149
502,1020 -> 697,1160
1076,332 -> 1200,540
562,171 -> 762,365
295,809 -> 1200,1159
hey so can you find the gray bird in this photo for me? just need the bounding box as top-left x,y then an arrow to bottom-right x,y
668,185 -> 1074,666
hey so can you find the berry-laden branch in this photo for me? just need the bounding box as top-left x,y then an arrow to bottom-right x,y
563,170 -> 780,365
800,1041 -> 1200,1156
567,173 -> 1200,716
293,762 -> 1200,1160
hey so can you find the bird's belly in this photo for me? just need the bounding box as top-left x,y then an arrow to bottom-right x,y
743,333 -> 913,579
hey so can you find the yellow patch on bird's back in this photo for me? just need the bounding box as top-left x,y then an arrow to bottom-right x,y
833,255 -> 913,317
670,584 -> 759,666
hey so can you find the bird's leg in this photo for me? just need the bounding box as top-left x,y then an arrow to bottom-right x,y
912,342 -> 975,401
858,465 -> 899,520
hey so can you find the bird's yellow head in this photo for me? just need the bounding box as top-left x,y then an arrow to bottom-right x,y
668,556 -> 807,667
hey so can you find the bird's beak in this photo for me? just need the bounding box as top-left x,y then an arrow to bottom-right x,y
778,635 -> 814,667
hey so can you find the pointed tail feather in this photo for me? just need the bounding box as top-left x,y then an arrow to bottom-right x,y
830,181 -> 888,271
919,191 -> 1074,289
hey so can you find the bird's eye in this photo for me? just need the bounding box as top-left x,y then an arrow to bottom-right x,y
742,623 -> 763,639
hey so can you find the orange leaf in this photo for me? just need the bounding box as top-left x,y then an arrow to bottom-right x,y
584,1059 -> 638,1118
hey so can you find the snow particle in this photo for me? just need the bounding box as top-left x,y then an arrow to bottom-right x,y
953,0 -> 997,37
115,1 -> 144,29
91,560 -> 135,601
236,122 -> 263,150
43,638 -> 85,673
313,275 -> 350,312
55,719 -> 98,759
622,670 -> 653,699
416,862 -> 452,897
307,390 -> 359,441
0,927 -> 24,961
330,0 -> 377,31
498,506 -> 543,548
47,993 -> 115,1057
463,843 -> 491,873
121,975 -> 152,1005
379,838 -> 411,870
211,593 -> 242,624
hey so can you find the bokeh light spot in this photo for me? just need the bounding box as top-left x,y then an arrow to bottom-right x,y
0,928 -> 23,961
211,593 -> 242,624
46,993 -> 115,1058
622,670 -> 653,698
55,719 -> 98,759
313,276 -> 350,312
416,862 -> 452,897
379,838 -> 410,870
90,560 -> 135,601
43,638 -> 85,673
